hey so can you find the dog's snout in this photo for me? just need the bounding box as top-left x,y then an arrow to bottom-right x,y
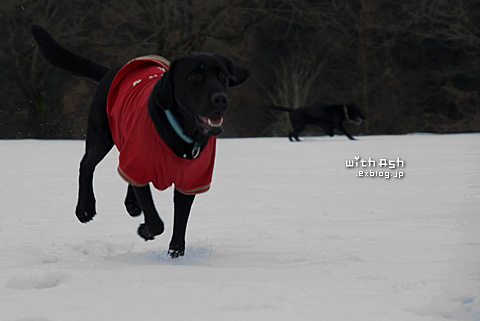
210,92 -> 228,109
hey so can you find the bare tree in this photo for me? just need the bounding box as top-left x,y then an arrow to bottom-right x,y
259,0 -> 354,135
2,0 -> 480,138
0,0 -> 266,138
264,45 -> 339,134
0,0 -> 106,137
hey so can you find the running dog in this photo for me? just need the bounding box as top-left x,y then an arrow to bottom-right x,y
31,24 -> 249,258
269,103 -> 365,141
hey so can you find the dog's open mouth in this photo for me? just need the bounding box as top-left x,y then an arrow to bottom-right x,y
197,112 -> 224,133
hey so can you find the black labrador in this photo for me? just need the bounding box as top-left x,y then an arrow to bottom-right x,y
269,103 -> 365,141
31,25 -> 248,258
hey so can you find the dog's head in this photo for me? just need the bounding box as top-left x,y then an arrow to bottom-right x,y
346,104 -> 366,124
154,53 -> 249,137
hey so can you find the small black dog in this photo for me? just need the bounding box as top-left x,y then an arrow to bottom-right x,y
31,25 -> 248,258
269,103 -> 365,141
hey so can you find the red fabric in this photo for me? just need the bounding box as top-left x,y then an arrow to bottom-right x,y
107,56 -> 216,195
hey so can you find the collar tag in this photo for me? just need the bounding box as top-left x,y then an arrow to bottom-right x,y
192,143 -> 201,159
164,110 -> 202,159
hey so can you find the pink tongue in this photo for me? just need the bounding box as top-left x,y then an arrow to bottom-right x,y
201,115 -> 223,126
209,116 -> 223,125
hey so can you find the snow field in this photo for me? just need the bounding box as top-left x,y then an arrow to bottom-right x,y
0,134 -> 479,320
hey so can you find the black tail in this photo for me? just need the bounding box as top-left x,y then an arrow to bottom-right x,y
267,105 -> 295,113
30,24 -> 110,83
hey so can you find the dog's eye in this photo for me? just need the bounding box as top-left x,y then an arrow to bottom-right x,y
218,72 -> 227,82
187,72 -> 203,83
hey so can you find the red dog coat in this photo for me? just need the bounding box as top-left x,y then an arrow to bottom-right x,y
107,56 -> 216,195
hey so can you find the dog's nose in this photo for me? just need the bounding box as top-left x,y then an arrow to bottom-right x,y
210,92 -> 228,109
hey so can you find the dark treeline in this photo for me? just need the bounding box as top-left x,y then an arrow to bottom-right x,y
1,0 -> 480,139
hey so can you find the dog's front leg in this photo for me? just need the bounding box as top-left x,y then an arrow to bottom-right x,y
133,185 -> 165,241
338,124 -> 356,140
168,189 -> 195,258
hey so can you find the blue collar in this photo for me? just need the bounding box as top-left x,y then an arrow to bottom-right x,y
164,110 -> 201,158
164,109 -> 193,143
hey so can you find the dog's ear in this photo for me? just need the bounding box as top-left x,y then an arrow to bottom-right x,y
217,55 -> 249,87
155,62 -> 175,110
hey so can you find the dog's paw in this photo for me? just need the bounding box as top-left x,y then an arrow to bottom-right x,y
137,223 -> 164,241
75,204 -> 96,223
137,224 -> 156,241
124,198 -> 142,217
167,244 -> 185,259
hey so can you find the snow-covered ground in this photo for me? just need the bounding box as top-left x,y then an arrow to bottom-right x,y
0,134 -> 479,321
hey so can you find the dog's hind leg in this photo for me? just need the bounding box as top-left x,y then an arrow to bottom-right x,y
76,125 -> 113,223
289,119 -> 305,142
288,114 -> 305,141
124,184 -> 142,217
75,67 -> 119,223
288,132 -> 296,142
168,189 -> 196,258
288,129 -> 303,142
